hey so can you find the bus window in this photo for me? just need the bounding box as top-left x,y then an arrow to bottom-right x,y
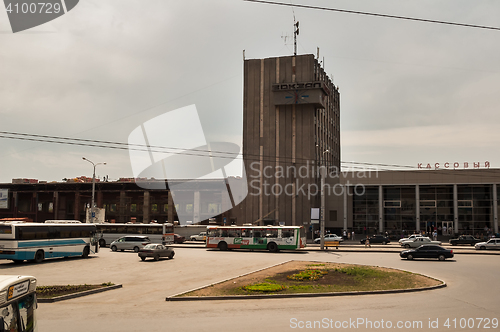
227,229 -> 240,237
266,229 -> 278,238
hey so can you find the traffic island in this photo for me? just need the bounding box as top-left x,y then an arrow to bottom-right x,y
166,260 -> 445,301
37,282 -> 122,303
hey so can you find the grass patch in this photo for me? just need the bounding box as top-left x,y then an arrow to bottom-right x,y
287,269 -> 328,281
242,283 -> 286,292
333,266 -> 385,281
36,282 -> 115,299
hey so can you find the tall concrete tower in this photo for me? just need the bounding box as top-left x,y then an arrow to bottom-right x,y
233,54 -> 340,227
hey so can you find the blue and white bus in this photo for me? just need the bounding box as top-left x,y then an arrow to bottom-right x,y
0,220 -> 97,263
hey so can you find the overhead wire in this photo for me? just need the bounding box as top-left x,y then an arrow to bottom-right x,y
2,131 -> 498,181
0,131 -> 418,169
244,0 -> 500,31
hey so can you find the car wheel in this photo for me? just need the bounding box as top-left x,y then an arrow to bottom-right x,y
169,252 -> 175,259
438,254 -> 446,261
407,254 -> 413,260
471,243 -> 475,246
382,241 -> 387,245
218,241 -> 228,251
154,255 -> 160,261
480,246 -> 486,250
111,245 -> 117,252
141,257 -> 146,261
82,246 -> 90,258
133,246 -> 140,253
34,250 -> 44,263
405,244 -> 410,248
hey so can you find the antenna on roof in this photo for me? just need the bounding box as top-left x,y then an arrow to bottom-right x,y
293,11 -> 299,56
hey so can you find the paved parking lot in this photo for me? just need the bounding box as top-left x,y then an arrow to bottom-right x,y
1,246 -> 499,331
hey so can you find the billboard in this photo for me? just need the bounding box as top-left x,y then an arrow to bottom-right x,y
0,189 -> 8,209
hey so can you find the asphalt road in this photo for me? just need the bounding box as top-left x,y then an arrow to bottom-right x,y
1,246 -> 499,331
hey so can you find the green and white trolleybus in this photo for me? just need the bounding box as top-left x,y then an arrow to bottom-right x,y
206,225 -> 306,252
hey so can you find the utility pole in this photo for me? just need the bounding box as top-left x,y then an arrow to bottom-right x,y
320,149 -> 329,250
82,157 -> 106,223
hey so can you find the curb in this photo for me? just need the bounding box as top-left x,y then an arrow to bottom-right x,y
37,284 -> 122,303
166,261 -> 446,302
169,244 -> 500,255
166,283 -> 446,301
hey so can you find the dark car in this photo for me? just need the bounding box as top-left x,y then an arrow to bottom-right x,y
449,235 -> 481,246
138,244 -> 175,261
400,245 -> 453,261
360,235 -> 390,245
174,234 -> 185,244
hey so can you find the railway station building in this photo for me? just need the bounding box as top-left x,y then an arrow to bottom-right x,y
1,54 -> 499,238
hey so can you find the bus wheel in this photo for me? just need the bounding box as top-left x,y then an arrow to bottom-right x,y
82,246 -> 90,258
218,242 -> 228,251
267,242 -> 279,253
34,250 -> 44,263
99,239 -> 106,248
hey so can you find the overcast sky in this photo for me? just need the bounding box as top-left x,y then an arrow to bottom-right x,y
1,0 -> 499,183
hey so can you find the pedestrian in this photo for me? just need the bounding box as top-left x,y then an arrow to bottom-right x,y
351,231 -> 355,241
364,236 -> 371,248
343,230 -> 347,240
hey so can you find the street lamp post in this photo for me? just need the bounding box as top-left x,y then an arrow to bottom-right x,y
320,149 -> 329,250
82,157 -> 106,223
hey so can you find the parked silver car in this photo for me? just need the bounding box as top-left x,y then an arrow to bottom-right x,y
314,234 -> 343,244
400,236 -> 441,248
475,238 -> 500,250
110,236 -> 151,252
190,232 -> 207,241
